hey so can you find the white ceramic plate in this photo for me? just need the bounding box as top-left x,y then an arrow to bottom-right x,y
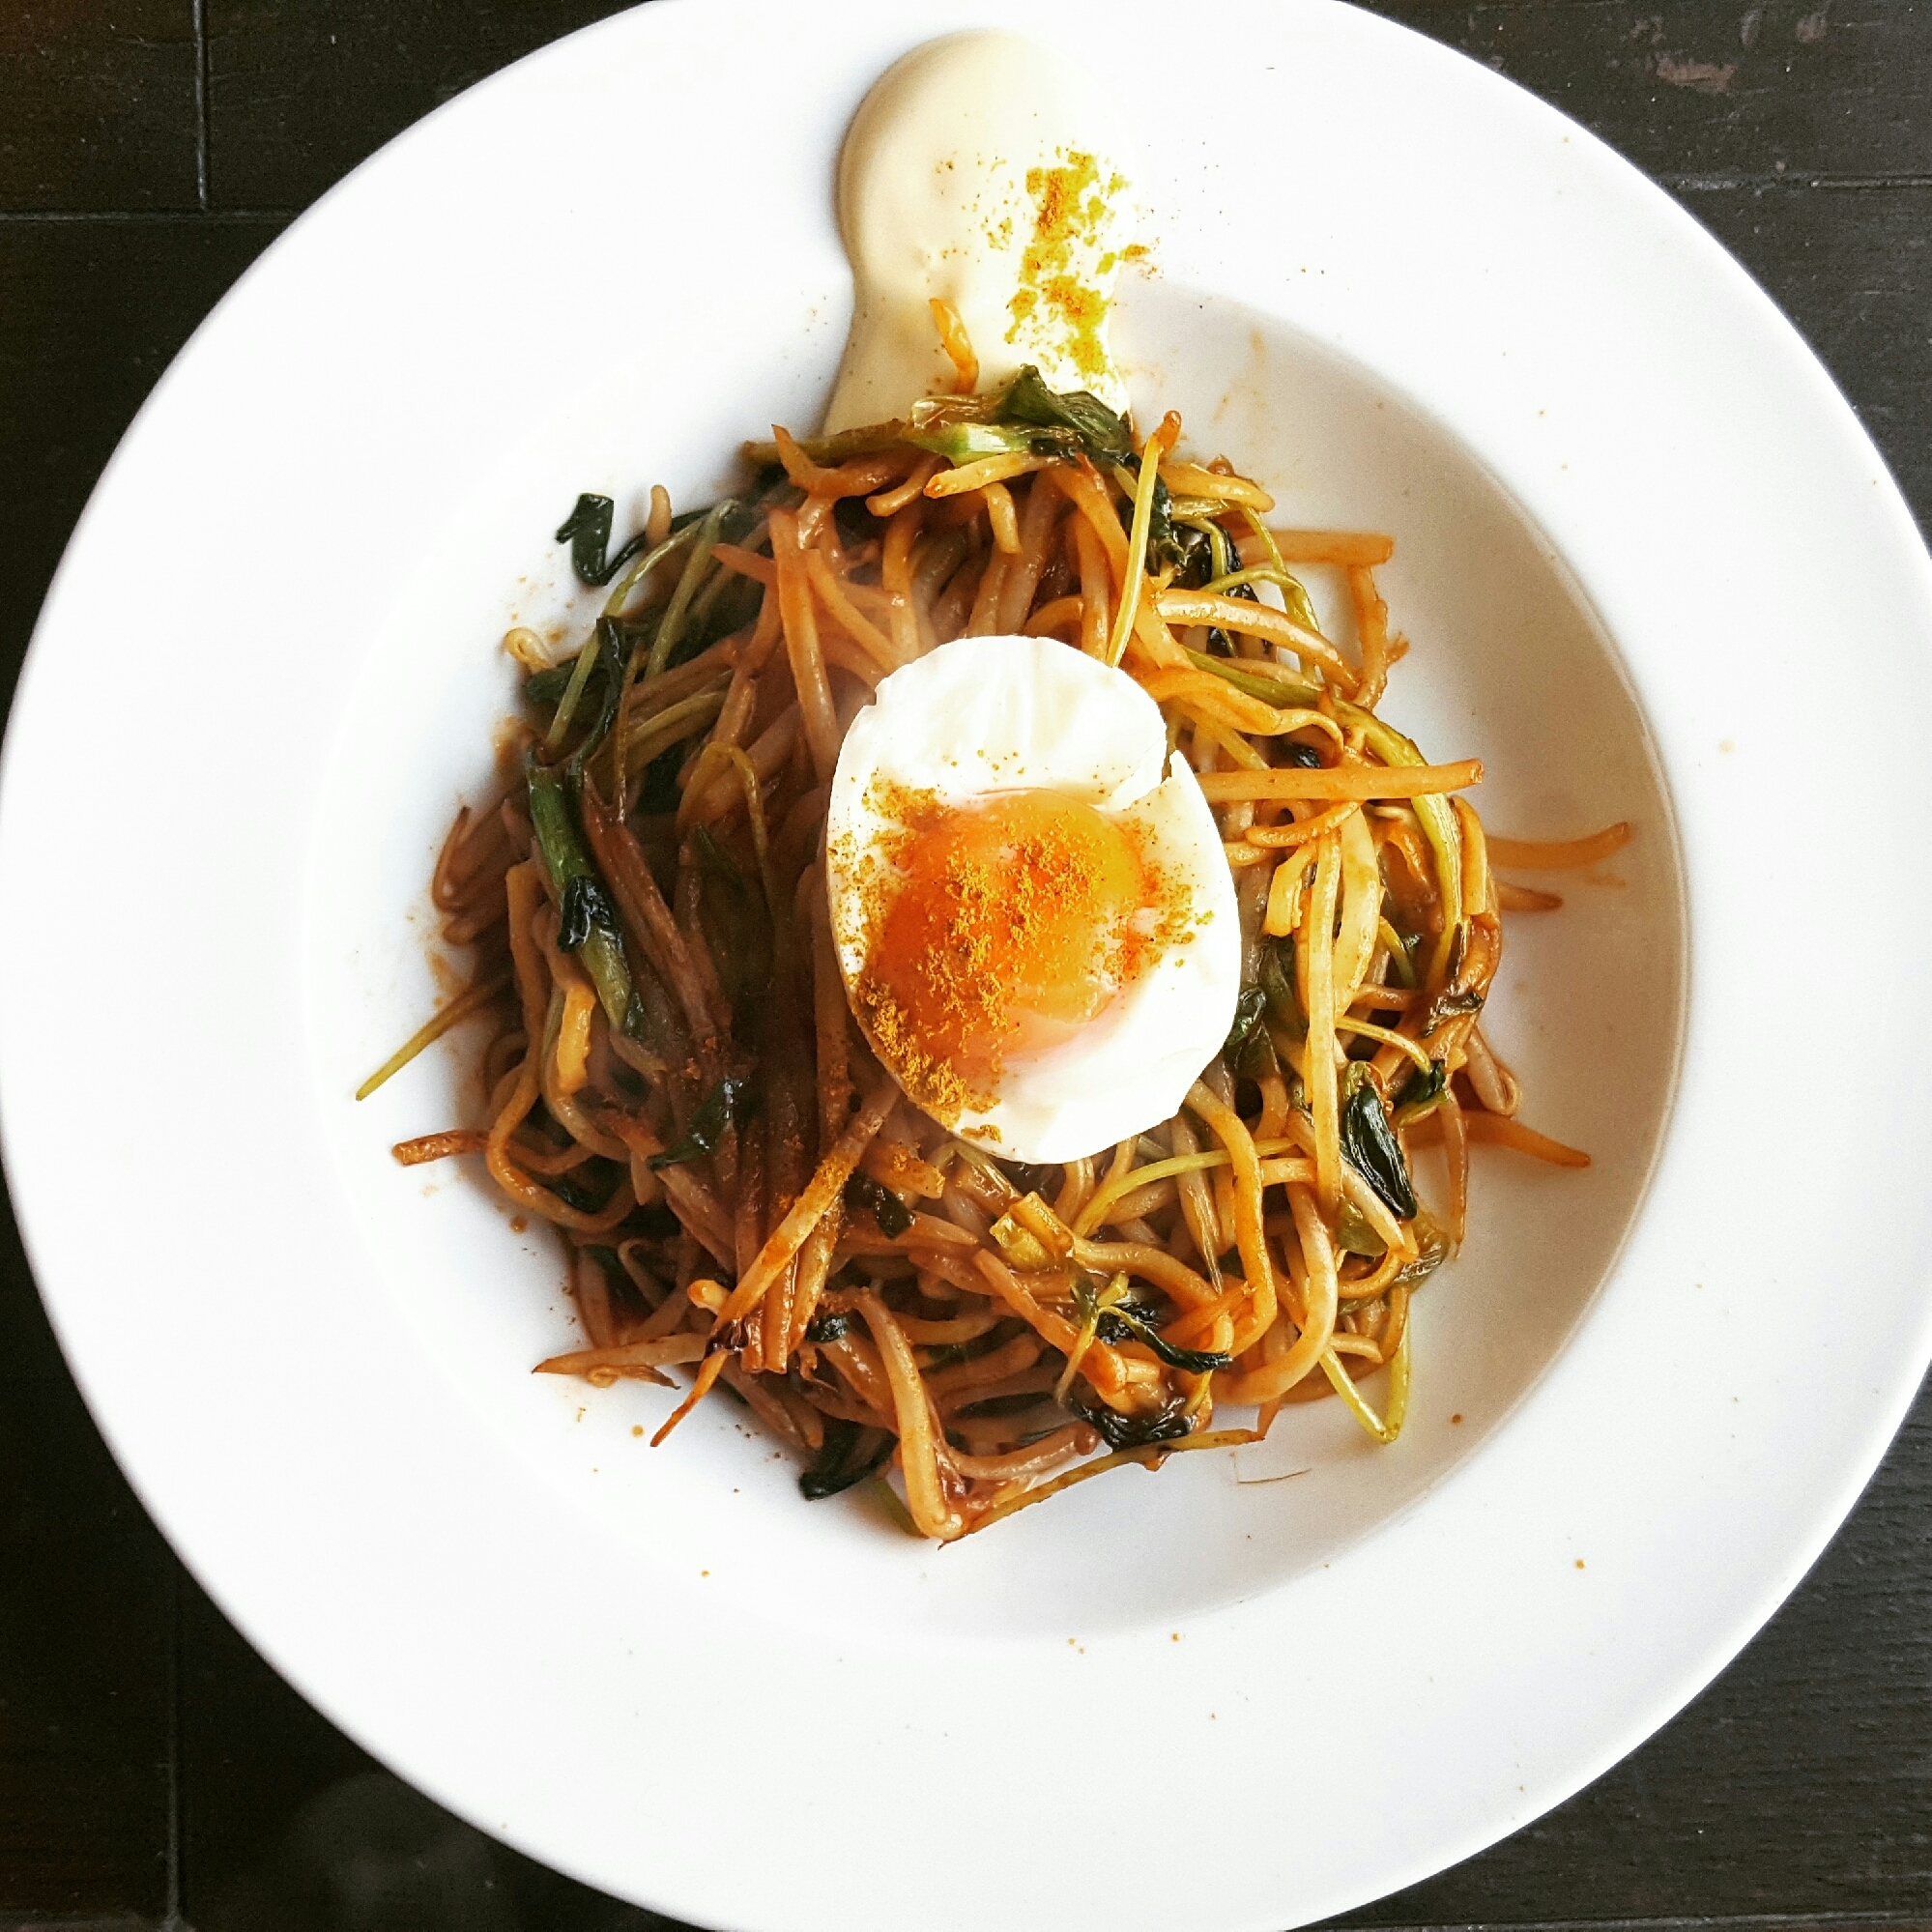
4,2 -> 1929,1927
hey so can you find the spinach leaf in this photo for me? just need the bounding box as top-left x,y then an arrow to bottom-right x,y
556,494 -> 614,583
1422,985 -> 1485,1035
1396,1059 -> 1448,1114
1393,1213 -> 1452,1286
956,1391 -> 1053,1419
648,1076 -> 747,1171
523,658 -> 580,713
537,614 -> 646,772
1097,1304 -> 1233,1374
567,618 -> 637,774
555,493 -> 658,588
1105,459 -> 1185,572
634,739 -> 685,817
1168,520 -> 1217,591
629,1201 -> 680,1243
1258,938 -> 1305,1040
902,366 -> 1142,470
1171,516 -> 1246,647
547,1164 -> 623,1216
690,823 -> 771,1010
799,1419 -> 895,1501
1205,577 -> 1258,654
1064,1387 -> 1197,1451
1336,1200 -> 1388,1258
998,366 -> 1133,460
525,612 -> 653,728
1340,1081 -> 1418,1222
1224,986 -> 1266,1059
1072,1275 -> 1233,1374
803,1308 -> 853,1344
844,1170 -> 913,1238
1231,1015 -> 1278,1081
1144,471 -> 1187,573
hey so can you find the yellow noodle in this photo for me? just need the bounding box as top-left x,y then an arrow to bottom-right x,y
1303,832 -> 1343,1213
430,388 -> 1588,1540
857,1292 -> 963,1539
1264,843 -> 1318,937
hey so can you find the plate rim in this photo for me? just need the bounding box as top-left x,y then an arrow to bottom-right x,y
4,1 -> 1931,1926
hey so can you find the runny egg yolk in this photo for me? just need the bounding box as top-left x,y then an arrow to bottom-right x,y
867,788 -> 1154,1097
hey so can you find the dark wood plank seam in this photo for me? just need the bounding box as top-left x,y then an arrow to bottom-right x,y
0,210 -> 299,224
192,0 -> 210,213
1668,174 -> 1932,191
3,181 -> 1932,223
0,1919 -> 182,1931
1424,0 -> 1853,13
1334,1915 -> 1932,1932
163,1559 -> 182,1931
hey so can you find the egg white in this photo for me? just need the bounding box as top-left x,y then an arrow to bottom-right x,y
825,634 -> 1241,1162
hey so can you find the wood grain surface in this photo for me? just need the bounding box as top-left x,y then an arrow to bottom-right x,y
1,4 -> 1927,1928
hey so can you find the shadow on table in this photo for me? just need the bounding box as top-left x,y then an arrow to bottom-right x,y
194,1772 -> 691,1932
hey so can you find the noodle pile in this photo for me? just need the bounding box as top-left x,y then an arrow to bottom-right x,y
373,362 -> 1627,1540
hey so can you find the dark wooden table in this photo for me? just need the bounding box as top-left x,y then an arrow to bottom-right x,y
2,5 -> 1928,1928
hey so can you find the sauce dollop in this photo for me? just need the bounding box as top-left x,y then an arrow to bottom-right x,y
824,30 -> 1135,433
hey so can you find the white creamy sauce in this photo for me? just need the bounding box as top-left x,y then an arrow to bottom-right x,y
823,30 -> 1134,434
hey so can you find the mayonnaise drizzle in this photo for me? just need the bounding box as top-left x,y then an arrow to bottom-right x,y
823,31 -> 1135,434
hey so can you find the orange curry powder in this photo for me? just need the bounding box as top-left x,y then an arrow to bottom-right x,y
1006,149 -> 1133,388
846,784 -> 1185,1127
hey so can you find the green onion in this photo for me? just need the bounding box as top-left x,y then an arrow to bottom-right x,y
646,499 -> 736,678
1183,646 -> 1319,706
1320,1326 -> 1410,1446
542,627 -> 603,752
908,418 -> 1054,464
525,756 -> 634,1032
1234,508 -> 1324,635
601,519 -> 700,622
355,973 -> 510,1102
616,685 -> 728,816
1108,431 -> 1168,667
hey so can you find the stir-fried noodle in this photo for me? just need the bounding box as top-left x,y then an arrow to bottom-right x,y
376,364 -> 1627,1540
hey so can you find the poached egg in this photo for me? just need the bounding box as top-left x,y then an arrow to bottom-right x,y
825,636 -> 1241,1162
